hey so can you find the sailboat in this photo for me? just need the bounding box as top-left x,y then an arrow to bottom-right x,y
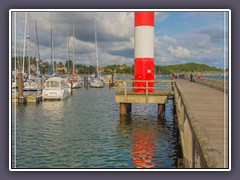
67,13 -> 82,88
90,19 -> 104,88
22,14 -> 43,92
42,14 -> 70,100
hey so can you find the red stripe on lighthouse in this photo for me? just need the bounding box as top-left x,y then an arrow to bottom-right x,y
135,12 -> 154,27
134,12 -> 155,93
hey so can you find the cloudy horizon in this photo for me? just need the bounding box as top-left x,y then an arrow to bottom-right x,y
11,10 -> 229,69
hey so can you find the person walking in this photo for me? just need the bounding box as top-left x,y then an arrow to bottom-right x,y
190,73 -> 193,82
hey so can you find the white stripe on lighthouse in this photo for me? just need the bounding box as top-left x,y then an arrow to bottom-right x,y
134,26 -> 154,58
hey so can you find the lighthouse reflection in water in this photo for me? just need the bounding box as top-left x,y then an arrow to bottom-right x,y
131,124 -> 157,168
118,100 -> 181,169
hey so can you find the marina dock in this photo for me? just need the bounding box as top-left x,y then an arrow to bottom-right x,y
12,91 -> 42,103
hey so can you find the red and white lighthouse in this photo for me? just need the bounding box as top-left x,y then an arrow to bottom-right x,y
134,12 -> 155,92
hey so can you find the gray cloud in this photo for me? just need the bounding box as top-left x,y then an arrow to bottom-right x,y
199,27 -> 224,43
108,49 -> 134,59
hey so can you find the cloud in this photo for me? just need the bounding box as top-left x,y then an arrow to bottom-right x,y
199,27 -> 224,43
155,12 -> 168,21
167,46 -> 190,58
192,41 -> 212,48
100,52 -> 133,65
163,35 -> 177,44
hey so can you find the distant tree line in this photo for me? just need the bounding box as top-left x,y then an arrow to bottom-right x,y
156,62 -> 223,75
12,57 -> 223,75
103,64 -> 133,75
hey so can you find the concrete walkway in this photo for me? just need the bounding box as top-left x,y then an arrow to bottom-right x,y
175,79 -> 229,167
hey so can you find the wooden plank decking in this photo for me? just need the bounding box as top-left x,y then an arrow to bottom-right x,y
175,79 -> 229,168
115,90 -> 170,104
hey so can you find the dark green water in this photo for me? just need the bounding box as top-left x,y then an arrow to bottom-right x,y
11,87 -> 182,169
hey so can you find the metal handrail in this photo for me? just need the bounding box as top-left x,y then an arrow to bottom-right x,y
114,79 -> 174,91
113,79 -> 175,103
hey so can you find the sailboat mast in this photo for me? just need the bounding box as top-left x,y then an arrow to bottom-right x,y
35,21 -> 41,76
27,12 -> 30,79
53,33 -> 56,73
67,28 -> 69,73
14,12 -> 17,84
72,13 -> 75,72
52,32 -> 55,73
95,19 -> 99,77
22,12 -> 27,73
50,13 -> 54,74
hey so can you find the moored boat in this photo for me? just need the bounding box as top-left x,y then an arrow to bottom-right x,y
67,70 -> 82,88
90,19 -> 104,88
90,77 -> 104,88
42,77 -> 70,100
23,78 -> 44,92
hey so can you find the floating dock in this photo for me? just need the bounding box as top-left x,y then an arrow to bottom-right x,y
12,92 -> 42,104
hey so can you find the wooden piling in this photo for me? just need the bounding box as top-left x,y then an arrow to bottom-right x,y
17,72 -> 25,104
109,80 -> 111,89
127,103 -> 132,114
111,73 -> 114,86
120,103 -> 132,116
84,76 -> 88,88
157,104 -> 165,119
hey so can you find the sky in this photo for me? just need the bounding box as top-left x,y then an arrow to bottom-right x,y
11,10 -> 229,69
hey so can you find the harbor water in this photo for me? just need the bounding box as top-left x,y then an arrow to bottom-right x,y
11,85 -> 182,169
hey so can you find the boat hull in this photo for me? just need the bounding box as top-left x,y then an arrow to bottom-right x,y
42,89 -> 70,100
90,81 -> 104,88
42,77 -> 71,100
67,82 -> 82,89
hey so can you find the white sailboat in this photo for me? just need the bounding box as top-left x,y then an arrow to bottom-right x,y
67,13 -> 82,88
23,18 -> 44,92
90,19 -> 104,88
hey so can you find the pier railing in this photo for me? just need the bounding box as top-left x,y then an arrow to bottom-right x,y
113,79 -> 175,104
174,81 -> 224,168
184,76 -> 228,93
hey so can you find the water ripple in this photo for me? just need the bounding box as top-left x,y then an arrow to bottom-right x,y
12,87 -> 181,169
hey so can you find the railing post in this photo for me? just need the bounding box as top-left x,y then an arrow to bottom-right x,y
71,80 -> 73,95
124,83 -> 127,102
146,81 -> 149,103
168,81 -> 170,93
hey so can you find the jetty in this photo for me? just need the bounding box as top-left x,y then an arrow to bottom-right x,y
114,78 -> 229,168
114,79 -> 174,119
174,78 -> 228,168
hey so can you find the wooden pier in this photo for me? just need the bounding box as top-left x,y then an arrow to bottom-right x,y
174,79 -> 229,168
114,78 -> 229,169
114,79 -> 174,117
